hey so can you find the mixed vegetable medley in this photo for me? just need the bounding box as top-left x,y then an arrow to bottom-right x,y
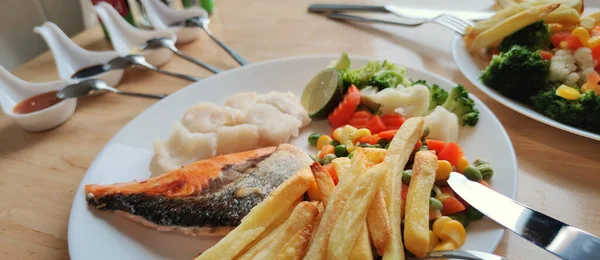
467,1 -> 600,133
300,54 -> 495,253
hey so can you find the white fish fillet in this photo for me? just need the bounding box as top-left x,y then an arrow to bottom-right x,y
256,91 -> 311,127
216,124 -> 260,155
245,103 -> 302,146
154,122 -> 217,172
181,102 -> 231,133
224,92 -> 258,110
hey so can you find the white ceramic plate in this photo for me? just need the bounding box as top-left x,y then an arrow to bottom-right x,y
68,55 -> 517,259
452,34 -> 600,141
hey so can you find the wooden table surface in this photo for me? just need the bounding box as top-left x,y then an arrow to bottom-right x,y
2,0 -> 599,259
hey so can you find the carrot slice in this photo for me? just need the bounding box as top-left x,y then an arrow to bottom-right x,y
381,113 -> 406,129
347,117 -> 369,129
322,163 -> 338,185
437,142 -> 464,166
401,183 -> 409,200
378,129 -> 398,140
441,196 -> 466,216
320,144 -> 334,159
328,85 -> 361,128
366,115 -> 387,134
587,71 -> 600,84
540,51 -> 553,61
413,139 -> 422,152
479,180 -> 491,189
357,134 -> 380,145
551,32 -> 570,47
351,110 -> 373,120
425,140 -> 447,155
439,186 -> 455,196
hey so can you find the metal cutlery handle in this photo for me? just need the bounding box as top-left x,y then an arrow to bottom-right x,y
308,4 -> 389,13
411,250 -> 505,260
160,41 -> 222,74
133,63 -> 200,82
199,24 -> 250,66
116,91 -> 167,99
327,13 -> 421,26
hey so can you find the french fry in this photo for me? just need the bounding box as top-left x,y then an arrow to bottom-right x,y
469,3 -> 560,50
275,225 -> 313,260
304,150 -> 370,260
367,192 -> 391,256
310,162 -> 335,206
238,220 -> 287,259
496,0 -> 583,14
310,202 -> 325,238
404,151 -> 438,258
350,222 -> 374,260
328,162 -> 388,259
238,199 -> 301,256
331,157 -> 350,180
253,202 -> 318,259
382,117 -> 424,260
195,167 -> 314,260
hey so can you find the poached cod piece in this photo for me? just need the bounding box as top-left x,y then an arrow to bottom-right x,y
85,144 -> 312,236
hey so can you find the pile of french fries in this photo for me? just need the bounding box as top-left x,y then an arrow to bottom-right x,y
195,117 -> 452,260
464,0 -> 600,51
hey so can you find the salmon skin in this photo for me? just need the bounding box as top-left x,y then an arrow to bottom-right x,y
85,144 -> 312,236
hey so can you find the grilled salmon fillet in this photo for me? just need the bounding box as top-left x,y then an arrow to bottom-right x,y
85,144 -> 312,236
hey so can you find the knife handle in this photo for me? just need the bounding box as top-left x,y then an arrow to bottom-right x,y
308,4 -> 388,13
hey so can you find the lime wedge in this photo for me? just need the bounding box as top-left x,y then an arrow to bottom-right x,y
301,68 -> 343,118
328,52 -> 351,70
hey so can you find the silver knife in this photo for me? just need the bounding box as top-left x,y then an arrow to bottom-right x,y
448,172 -> 600,260
308,4 -> 494,21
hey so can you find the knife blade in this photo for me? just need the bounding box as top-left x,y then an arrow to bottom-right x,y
308,4 -> 494,21
448,172 -> 600,260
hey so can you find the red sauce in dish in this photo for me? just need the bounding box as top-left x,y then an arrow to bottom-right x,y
13,91 -> 61,114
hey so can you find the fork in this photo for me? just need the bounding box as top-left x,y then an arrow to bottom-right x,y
327,12 -> 473,35
408,250 -> 505,260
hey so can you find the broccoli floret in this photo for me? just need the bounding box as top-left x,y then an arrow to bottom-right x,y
441,85 -> 479,126
480,45 -> 550,102
499,21 -> 551,52
343,60 -> 408,89
412,80 -> 449,112
533,89 -> 600,133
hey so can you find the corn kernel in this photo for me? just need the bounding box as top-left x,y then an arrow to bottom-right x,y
351,128 -> 371,142
556,84 -> 581,100
560,41 -> 570,49
428,230 -> 440,252
345,140 -> 355,153
438,220 -> 467,247
572,27 -> 590,45
456,157 -> 469,173
433,216 -> 452,238
317,135 -> 333,150
436,160 -> 453,182
588,36 -> 600,48
332,127 -> 343,142
433,240 -> 458,251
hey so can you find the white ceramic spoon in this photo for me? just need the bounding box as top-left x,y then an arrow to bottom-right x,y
34,22 -> 124,88
0,65 -> 77,132
94,2 -> 177,67
140,0 -> 206,44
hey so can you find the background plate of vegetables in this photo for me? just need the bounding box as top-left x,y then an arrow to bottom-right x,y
298,53 -> 517,254
454,1 -> 600,141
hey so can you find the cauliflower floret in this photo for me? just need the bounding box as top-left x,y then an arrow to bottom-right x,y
573,47 -> 597,83
360,85 -> 430,117
548,49 -> 577,83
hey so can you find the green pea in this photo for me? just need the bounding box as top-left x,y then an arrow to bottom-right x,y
478,165 -> 494,181
358,142 -> 373,148
429,197 -> 443,211
463,166 -> 483,182
348,151 -> 354,159
309,154 -> 318,162
373,144 -> 383,149
402,170 -> 412,185
466,207 -> 484,220
330,140 -> 341,146
450,212 -> 470,228
473,158 -> 489,167
418,144 -> 429,151
377,138 -> 390,148
334,145 -> 349,157
308,133 -> 321,146
322,154 -> 337,165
